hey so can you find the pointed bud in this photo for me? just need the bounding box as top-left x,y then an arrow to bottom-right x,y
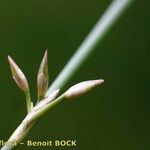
64,79 -> 104,99
37,73 -> 47,98
34,89 -> 59,111
37,50 -> 49,99
8,55 -> 29,92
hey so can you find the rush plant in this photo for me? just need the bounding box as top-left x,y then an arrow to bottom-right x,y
0,0 -> 134,149
2,50 -> 104,150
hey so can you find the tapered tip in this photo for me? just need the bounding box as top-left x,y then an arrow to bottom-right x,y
65,79 -> 104,99
8,55 -> 29,92
92,79 -> 104,85
8,55 -> 13,64
37,49 -> 49,100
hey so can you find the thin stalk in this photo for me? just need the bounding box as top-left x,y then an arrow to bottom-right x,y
46,0 -> 134,96
1,146 -> 12,150
1,94 -> 65,150
24,89 -> 32,113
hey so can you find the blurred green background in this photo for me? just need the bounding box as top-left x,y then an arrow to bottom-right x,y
0,0 -> 149,149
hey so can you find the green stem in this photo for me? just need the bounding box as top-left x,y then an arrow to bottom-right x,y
31,94 -> 65,122
46,0 -> 134,96
0,95 -> 65,150
25,89 -> 32,113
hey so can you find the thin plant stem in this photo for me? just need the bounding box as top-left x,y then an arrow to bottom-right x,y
1,146 -> 12,150
1,94 -> 65,150
46,0 -> 134,96
24,89 -> 32,113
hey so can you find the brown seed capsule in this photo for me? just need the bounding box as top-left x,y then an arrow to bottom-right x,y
8,55 -> 29,92
64,79 -> 104,99
37,50 -> 49,99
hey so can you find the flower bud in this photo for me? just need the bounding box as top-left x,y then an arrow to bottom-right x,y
64,79 -> 104,99
37,50 -> 49,99
8,55 -> 29,92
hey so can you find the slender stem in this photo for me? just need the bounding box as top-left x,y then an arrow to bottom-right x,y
0,95 -> 65,150
25,89 -> 32,113
46,0 -> 134,96
31,94 -> 65,121
1,122 -> 34,150
1,146 -> 12,150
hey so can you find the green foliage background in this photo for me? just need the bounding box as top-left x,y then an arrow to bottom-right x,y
0,0 -> 149,149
